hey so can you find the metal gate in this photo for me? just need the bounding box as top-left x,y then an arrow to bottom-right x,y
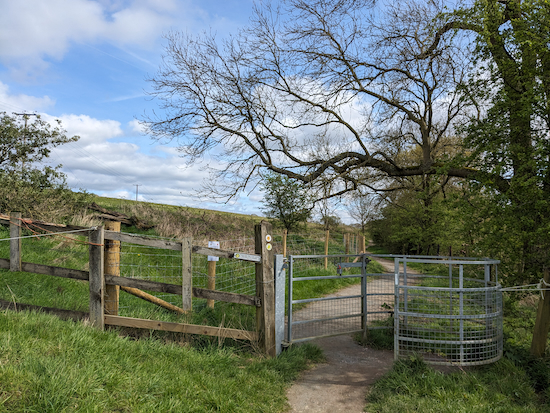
282,253 -> 394,345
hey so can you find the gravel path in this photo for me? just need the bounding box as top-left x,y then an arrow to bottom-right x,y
285,256 -> 408,413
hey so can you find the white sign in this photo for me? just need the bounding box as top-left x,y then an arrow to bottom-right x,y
208,240 -> 220,262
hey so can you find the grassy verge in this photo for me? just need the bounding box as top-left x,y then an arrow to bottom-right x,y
0,309 -> 324,413
364,295 -> 550,412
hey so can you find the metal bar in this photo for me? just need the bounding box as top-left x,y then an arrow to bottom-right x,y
291,274 -> 363,282
287,256 -> 293,343
274,255 -> 285,356
291,312 -> 363,325
292,294 -> 362,305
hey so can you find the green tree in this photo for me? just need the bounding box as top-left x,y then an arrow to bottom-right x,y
0,112 -> 84,219
260,173 -> 313,231
423,0 -> 550,283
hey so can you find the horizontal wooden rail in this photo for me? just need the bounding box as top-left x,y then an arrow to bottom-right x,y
104,315 -> 258,341
0,258 -> 89,281
104,275 -> 260,307
192,245 -> 261,262
0,299 -> 88,321
0,214 -> 88,233
104,231 -> 181,250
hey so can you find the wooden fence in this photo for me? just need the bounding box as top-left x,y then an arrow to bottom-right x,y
0,213 -> 277,357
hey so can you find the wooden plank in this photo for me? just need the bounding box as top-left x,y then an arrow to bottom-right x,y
0,258 -> 89,280
104,315 -> 258,341
181,237 -> 193,311
104,275 -> 259,306
192,246 -> 261,262
0,213 -> 87,232
193,287 -> 260,307
9,212 -> 22,272
0,299 -> 88,321
104,231 -> 181,250
104,221 -> 121,316
89,226 -> 105,329
531,268 -> 550,357
105,275 -> 182,294
255,221 -> 276,357
120,286 -> 184,314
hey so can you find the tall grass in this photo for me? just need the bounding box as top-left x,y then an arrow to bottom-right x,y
0,309 -> 323,412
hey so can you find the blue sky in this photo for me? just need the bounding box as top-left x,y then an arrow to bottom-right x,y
0,0 -> 266,214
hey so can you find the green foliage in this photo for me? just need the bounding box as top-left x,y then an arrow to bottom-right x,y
260,173 -> 314,232
0,112 -> 87,220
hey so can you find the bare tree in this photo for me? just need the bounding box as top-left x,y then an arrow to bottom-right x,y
145,0 -> 480,200
347,190 -> 379,235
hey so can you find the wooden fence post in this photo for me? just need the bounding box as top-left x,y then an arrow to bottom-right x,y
89,226 -> 105,329
207,241 -> 219,308
359,234 -> 365,253
181,237 -> 193,312
530,268 -> 550,357
324,230 -> 329,269
282,229 -> 287,257
104,221 -> 121,315
256,221 -> 276,357
345,233 -> 350,262
9,212 -> 21,272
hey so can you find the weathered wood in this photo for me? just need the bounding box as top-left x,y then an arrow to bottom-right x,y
193,287 -> 260,307
324,230 -> 329,269
104,315 -> 258,341
88,202 -> 155,230
1,258 -> 89,280
255,221 -> 276,357
207,260 -> 216,309
105,274 -> 182,294
9,212 -> 22,272
192,245 -> 261,262
0,213 -> 87,232
0,299 -> 88,321
120,286 -> 185,314
104,275 -> 259,307
88,226 -> 105,329
104,221 -> 121,316
105,231 -> 181,250
530,268 -> 550,357
181,237 -> 193,311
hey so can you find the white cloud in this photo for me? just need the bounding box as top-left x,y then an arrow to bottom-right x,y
0,81 -> 55,113
0,0 -> 179,71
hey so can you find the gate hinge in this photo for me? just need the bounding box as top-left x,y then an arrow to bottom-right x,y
255,297 -> 262,307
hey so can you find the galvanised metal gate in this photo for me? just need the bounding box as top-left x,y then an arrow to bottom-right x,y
283,253 -> 394,345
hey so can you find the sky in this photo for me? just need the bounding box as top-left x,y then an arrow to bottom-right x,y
0,0 -> 269,215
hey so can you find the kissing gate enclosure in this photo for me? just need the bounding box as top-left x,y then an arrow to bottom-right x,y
1,212 -> 503,364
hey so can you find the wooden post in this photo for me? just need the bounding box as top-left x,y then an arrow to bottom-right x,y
89,226 -> 105,330
104,221 -> 121,316
256,221 -> 276,357
207,261 -> 216,308
324,230 -> 329,269
207,240 -> 219,308
181,237 -> 193,312
9,212 -> 21,272
282,229 -> 287,257
345,233 -> 350,262
358,234 -> 365,253
530,268 -> 550,357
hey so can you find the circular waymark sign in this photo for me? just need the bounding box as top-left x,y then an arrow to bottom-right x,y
266,243 -> 272,251
266,234 -> 272,242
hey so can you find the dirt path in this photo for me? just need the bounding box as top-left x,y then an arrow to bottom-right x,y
286,256 -> 410,413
